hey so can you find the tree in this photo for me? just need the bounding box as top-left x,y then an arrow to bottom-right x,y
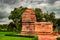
44,12 -> 57,25
8,22 -> 16,31
56,18 -> 60,26
44,12 -> 50,22
49,12 -> 57,25
2,24 -> 8,30
8,6 -> 27,31
35,8 -> 44,22
8,6 -> 27,22
0,25 -> 2,30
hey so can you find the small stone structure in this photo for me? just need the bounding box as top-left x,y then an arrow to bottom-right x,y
21,8 -> 53,35
35,22 -> 53,35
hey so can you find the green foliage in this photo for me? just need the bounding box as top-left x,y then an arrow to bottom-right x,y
57,37 -> 60,40
49,12 -> 57,25
44,12 -> 57,25
8,6 -> 27,22
56,19 -> 60,26
33,36 -> 38,40
0,25 -> 2,30
35,8 -> 44,22
8,6 -> 27,31
8,22 -> 16,31
0,24 -> 8,30
44,13 -> 50,21
35,8 -> 57,26
44,12 -> 55,21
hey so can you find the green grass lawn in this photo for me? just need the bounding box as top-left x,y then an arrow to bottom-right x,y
0,32 -> 33,40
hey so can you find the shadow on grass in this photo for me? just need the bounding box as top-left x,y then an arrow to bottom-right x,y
5,34 -> 35,38
0,30 -> 14,32
0,30 -> 20,33
5,34 -> 38,40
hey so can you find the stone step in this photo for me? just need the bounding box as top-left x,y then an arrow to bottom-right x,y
38,37 -> 57,40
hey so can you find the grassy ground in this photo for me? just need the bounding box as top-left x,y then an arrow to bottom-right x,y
0,32 -> 33,40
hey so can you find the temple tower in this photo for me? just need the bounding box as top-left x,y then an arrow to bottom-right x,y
21,8 -> 36,34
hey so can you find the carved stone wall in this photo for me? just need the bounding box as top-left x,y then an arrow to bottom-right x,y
21,8 -> 36,34
35,22 -> 53,35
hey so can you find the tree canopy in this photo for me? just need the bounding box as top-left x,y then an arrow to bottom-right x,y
35,8 -> 44,22
8,6 -> 27,31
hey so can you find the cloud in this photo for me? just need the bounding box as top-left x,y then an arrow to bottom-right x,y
45,0 -> 57,4
0,11 -> 8,19
0,0 -> 60,24
0,18 -> 12,24
0,0 -> 18,5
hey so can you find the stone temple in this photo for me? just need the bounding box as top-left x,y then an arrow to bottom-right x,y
21,8 -> 53,35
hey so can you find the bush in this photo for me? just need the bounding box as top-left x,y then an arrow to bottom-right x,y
33,36 -> 38,40
5,34 -> 35,38
57,37 -> 60,40
0,30 -> 12,32
5,34 -> 38,40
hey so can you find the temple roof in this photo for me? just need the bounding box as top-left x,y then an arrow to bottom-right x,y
22,8 -> 36,22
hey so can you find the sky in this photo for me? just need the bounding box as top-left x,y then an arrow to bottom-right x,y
0,0 -> 60,24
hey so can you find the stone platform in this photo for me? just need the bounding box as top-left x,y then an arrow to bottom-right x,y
38,35 -> 57,40
21,8 -> 58,40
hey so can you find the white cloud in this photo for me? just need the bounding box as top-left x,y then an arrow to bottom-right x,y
54,1 -> 60,4
39,3 -> 48,7
0,18 -> 12,24
54,1 -> 60,7
4,6 -> 13,13
0,0 -> 60,24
